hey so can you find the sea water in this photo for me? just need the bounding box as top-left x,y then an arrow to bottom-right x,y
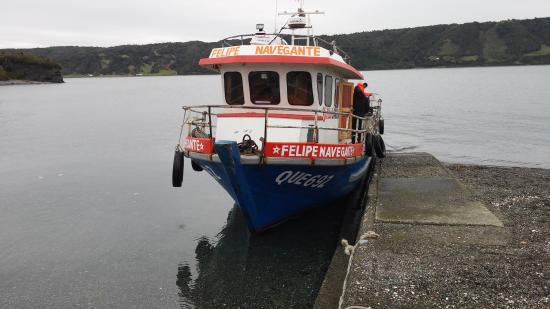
1,65 -> 549,307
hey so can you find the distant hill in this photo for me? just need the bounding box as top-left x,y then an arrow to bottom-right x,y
321,17 -> 550,70
0,52 -> 63,83
3,17 -> 550,76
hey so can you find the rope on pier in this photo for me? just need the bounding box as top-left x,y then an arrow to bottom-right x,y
340,231 -> 380,256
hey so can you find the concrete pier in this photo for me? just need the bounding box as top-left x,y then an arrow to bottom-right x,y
316,153 -> 549,308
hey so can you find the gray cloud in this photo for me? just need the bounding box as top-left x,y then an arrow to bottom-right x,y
2,0 -> 550,48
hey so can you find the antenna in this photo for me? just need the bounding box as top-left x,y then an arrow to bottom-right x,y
278,0 -> 324,28
279,0 -> 324,15
274,0 -> 278,32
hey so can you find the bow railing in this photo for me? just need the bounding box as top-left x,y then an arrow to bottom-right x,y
179,104 -> 382,159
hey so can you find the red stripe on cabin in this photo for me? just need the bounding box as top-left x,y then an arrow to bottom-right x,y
199,55 -> 363,79
217,112 -> 331,121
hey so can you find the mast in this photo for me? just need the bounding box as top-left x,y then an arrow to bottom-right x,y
278,0 -> 324,45
274,0 -> 278,32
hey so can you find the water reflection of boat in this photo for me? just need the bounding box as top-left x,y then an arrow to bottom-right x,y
176,182 -> 368,308
172,0 -> 385,231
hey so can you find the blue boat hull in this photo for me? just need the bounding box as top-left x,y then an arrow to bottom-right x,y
192,141 -> 371,231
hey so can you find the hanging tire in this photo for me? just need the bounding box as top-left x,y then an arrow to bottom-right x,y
373,135 -> 386,158
172,150 -> 184,187
365,133 -> 375,157
191,160 -> 203,172
379,118 -> 385,135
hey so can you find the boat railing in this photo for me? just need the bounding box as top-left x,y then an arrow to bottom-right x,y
179,105 -> 379,158
369,94 -> 383,122
220,33 -> 351,64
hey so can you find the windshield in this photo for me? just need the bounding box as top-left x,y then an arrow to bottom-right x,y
249,71 -> 280,105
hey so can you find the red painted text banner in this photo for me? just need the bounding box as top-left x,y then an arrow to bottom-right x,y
264,142 -> 363,159
184,137 -> 213,154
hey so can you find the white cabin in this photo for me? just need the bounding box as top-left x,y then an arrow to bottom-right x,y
199,41 -> 363,146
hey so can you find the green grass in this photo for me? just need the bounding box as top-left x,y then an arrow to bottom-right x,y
63,74 -> 88,78
460,55 -> 479,62
154,69 -> 177,76
481,28 -> 508,62
135,64 -> 176,76
140,64 -> 152,74
438,39 -> 460,56
525,44 -> 550,57
0,52 -> 60,69
0,66 -> 8,81
100,58 -> 111,69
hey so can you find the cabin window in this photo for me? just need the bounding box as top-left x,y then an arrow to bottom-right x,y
224,72 -> 244,105
324,75 -> 333,107
287,71 -> 313,106
334,78 -> 340,108
249,71 -> 280,105
317,73 -> 323,106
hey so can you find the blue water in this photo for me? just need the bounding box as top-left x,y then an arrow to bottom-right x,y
1,65 -> 549,308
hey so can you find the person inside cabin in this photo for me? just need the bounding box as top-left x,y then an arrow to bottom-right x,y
362,82 -> 373,114
352,82 -> 368,143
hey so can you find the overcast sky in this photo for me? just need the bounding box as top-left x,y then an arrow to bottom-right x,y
2,0 -> 550,49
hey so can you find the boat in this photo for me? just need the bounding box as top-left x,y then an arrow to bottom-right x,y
172,1 -> 385,232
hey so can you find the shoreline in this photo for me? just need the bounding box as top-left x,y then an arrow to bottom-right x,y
442,160 -> 550,171
0,80 -> 62,86
61,63 -> 550,78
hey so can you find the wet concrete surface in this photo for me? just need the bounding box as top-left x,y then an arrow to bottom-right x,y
377,177 -> 503,226
338,153 -> 549,308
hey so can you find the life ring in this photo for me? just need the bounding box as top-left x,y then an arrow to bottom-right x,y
373,135 -> 386,158
365,133 -> 375,157
379,118 -> 384,135
191,160 -> 203,172
172,150 -> 184,187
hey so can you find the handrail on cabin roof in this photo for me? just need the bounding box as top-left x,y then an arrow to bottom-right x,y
219,33 -> 351,64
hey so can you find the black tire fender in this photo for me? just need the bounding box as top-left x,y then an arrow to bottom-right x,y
365,133 -> 375,157
373,135 -> 386,158
172,150 -> 184,187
